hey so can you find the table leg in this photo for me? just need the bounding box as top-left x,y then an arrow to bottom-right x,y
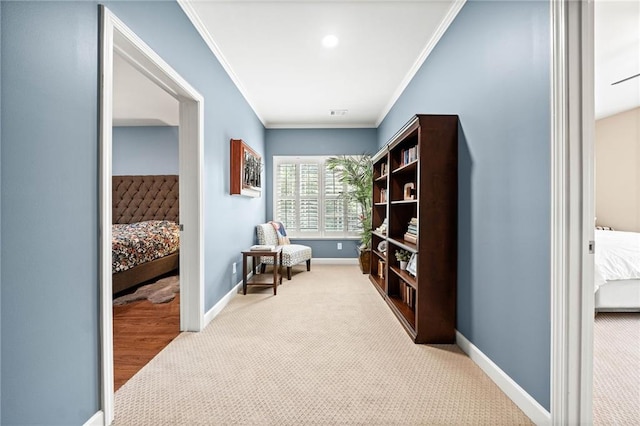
279,251 -> 283,284
242,254 -> 248,295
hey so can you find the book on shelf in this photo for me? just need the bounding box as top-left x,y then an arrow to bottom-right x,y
400,146 -> 418,166
409,217 -> 418,226
404,233 -> 417,244
380,163 -> 387,176
380,188 -> 387,203
250,244 -> 275,251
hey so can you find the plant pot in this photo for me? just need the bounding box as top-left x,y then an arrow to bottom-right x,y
399,261 -> 408,271
358,248 -> 371,274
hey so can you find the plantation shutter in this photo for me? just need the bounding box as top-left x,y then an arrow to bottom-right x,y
299,163 -> 319,232
324,165 -> 344,232
276,163 -> 297,230
273,155 -> 363,238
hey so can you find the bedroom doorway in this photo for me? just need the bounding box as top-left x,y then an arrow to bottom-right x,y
100,6 -> 204,424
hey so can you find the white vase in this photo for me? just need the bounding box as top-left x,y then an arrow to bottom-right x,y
400,261 -> 408,270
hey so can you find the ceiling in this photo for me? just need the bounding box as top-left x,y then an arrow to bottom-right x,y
113,52 -> 179,126
112,0 -> 640,127
594,0 -> 640,119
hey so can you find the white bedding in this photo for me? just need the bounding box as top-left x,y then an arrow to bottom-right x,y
594,229 -> 640,291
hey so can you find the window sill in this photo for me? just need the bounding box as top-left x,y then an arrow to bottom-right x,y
288,236 -> 361,241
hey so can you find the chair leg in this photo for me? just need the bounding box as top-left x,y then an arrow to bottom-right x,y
306,259 -> 311,271
260,264 -> 266,273
287,267 -> 292,280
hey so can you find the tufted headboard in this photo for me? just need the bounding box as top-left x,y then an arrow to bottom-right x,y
112,175 -> 179,224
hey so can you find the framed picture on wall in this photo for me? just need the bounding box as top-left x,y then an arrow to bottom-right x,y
230,139 -> 262,197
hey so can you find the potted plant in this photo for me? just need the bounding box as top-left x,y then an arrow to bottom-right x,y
395,249 -> 411,270
326,155 -> 373,273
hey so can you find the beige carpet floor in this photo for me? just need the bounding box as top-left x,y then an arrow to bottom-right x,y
114,265 -> 532,425
593,312 -> 640,425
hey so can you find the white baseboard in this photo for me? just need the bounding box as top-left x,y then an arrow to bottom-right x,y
83,410 -> 104,426
456,331 -> 551,425
312,258 -> 358,265
203,275 -> 249,327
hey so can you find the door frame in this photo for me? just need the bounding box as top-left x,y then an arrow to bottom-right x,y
99,6 -> 204,424
550,0 -> 595,424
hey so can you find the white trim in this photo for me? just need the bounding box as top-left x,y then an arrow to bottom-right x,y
177,0 -> 265,126
311,258 -> 358,265
375,0 -> 466,127
204,279 -> 245,327
83,411 -> 104,426
549,1 -> 595,424
266,123 -> 377,130
99,7 -> 115,423
100,7 -> 205,424
456,331 -> 550,426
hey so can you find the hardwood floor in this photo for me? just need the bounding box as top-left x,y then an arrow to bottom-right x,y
113,294 -> 180,391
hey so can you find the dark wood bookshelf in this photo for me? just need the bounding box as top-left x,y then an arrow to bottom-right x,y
368,114 -> 458,344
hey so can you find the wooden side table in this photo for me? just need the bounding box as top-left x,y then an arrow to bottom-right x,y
241,247 -> 283,295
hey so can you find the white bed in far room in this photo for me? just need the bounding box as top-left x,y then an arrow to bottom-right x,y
594,229 -> 640,312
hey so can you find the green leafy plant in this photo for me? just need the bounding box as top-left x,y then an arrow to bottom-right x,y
326,155 -> 373,249
395,249 -> 412,262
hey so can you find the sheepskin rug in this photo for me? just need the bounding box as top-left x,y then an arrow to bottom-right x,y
113,275 -> 179,306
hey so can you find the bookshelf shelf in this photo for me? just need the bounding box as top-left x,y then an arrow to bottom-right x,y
368,115 -> 458,344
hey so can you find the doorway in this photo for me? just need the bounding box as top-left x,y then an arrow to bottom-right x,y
99,6 -> 204,424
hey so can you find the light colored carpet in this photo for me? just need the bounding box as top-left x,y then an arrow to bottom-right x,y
113,275 -> 180,305
114,265 -> 532,425
593,312 -> 640,425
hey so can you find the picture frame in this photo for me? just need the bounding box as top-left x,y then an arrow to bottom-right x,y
406,253 -> 417,276
230,139 -> 262,197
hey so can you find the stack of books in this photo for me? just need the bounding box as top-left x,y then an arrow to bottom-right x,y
250,245 -> 275,251
404,217 -> 418,244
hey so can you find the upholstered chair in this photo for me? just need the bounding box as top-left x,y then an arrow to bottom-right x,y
256,224 -> 312,280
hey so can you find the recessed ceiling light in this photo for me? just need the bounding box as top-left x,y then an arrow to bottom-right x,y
330,109 -> 348,116
322,35 -> 339,48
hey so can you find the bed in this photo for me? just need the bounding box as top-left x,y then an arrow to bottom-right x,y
112,175 -> 180,294
594,229 -> 640,312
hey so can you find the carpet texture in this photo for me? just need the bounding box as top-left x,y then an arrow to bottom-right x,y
113,275 -> 180,306
593,312 -> 640,425
114,265 -> 532,425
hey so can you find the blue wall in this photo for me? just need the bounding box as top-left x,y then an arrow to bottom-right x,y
265,128 -> 377,258
378,0 -> 551,409
0,1 -> 264,424
113,126 -> 179,175
0,4 -> 3,421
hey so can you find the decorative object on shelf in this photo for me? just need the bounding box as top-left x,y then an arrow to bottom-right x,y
395,249 -> 411,270
377,240 -> 387,253
378,260 -> 385,279
380,188 -> 387,203
326,155 -> 373,274
375,218 -> 388,235
380,163 -> 387,176
230,139 -> 262,197
404,217 -> 418,244
403,182 -> 415,200
406,253 -> 417,276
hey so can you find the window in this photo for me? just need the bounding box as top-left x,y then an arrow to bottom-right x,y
273,156 -> 362,238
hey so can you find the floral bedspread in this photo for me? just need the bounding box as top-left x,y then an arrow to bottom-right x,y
112,220 -> 180,273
